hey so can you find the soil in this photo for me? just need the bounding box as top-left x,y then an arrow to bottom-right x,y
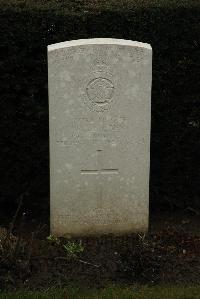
0,209 -> 200,291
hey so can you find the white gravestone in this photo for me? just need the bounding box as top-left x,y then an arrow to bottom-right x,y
48,38 -> 152,236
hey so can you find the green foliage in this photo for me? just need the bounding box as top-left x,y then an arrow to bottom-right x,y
46,234 -> 60,245
47,235 -> 84,258
63,241 -> 84,258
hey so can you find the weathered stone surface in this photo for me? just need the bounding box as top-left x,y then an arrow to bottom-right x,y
48,38 -> 152,236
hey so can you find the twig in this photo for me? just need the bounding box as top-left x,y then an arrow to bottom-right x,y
54,256 -> 101,268
9,193 -> 24,234
31,256 -> 100,268
78,258 -> 101,268
185,207 -> 200,215
1,194 -> 24,259
27,232 -> 34,263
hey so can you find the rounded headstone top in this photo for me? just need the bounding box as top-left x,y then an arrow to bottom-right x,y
48,38 -> 152,52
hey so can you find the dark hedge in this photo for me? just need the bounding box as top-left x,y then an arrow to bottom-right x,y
0,1 -> 200,220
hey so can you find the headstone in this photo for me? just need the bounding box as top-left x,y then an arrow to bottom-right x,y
48,38 -> 152,236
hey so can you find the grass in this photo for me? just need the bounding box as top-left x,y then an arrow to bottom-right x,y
1,285 -> 200,299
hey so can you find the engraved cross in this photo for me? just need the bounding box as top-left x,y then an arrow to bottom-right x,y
81,150 -> 119,207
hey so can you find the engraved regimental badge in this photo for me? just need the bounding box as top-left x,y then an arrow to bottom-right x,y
86,77 -> 114,105
81,62 -> 115,112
